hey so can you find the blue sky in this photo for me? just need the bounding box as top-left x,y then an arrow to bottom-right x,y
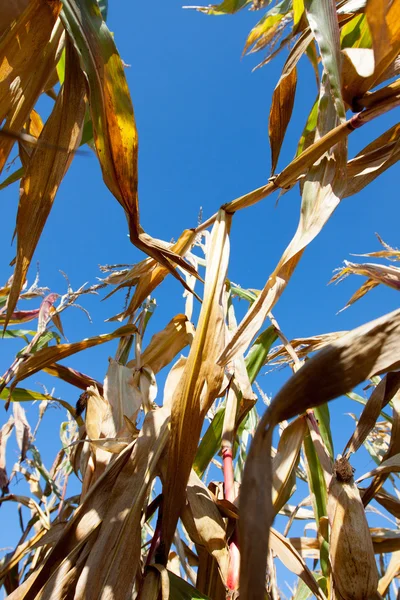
1,0 -> 399,592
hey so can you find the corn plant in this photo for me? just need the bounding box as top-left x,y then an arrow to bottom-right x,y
1,0 -> 400,598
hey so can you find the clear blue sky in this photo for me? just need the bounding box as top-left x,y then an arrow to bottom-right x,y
1,0 -> 399,590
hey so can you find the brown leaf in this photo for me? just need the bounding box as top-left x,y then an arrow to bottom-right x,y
269,69 -> 297,174
0,0 -> 63,173
130,314 -> 194,375
9,324 -> 137,391
5,40 -> 86,329
182,470 -> 229,582
161,210 -> 231,560
344,372 -> 400,457
43,363 -> 104,395
239,307 -> 400,600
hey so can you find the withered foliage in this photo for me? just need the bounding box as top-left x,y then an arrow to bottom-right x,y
1,0 -> 400,599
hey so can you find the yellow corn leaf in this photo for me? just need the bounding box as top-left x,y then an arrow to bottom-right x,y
129,314 -> 194,374
61,0 -> 197,288
0,0 -> 63,173
239,307 -> 400,600
219,77 -> 346,367
9,324 -> 137,391
342,0 -> 400,104
269,67 -> 298,174
161,209 -> 231,559
366,0 -> 400,82
4,40 -> 86,329
243,12 -> 285,56
181,470 -> 229,582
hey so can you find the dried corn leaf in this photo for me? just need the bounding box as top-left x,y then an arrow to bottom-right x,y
239,307 -> 400,600
269,67 -> 297,174
269,528 -> 326,600
272,416 -> 307,513
161,210 -> 231,558
4,40 -> 86,328
374,488 -> 400,518
182,470 -> 229,582
121,230 -> 197,317
129,314 -> 194,374
104,358 -> 142,430
61,0 -> 196,286
344,372 -> 400,457
9,324 -> 137,391
357,453 -> 400,482
377,549 -> 400,595
0,416 -> 14,493
43,363 -> 103,395
0,0 -> 63,173
12,402 -> 31,462
60,0 -> 137,223
219,76 -> 346,367
266,330 -> 347,367
331,260 -> 400,311
344,123 -> 400,196
73,407 -> 170,600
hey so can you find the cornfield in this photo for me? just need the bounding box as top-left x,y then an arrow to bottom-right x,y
1,0 -> 400,598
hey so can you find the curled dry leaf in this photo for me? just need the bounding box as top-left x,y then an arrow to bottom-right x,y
331,260 -> 400,311
129,314 -> 194,375
181,470 -> 229,582
239,307 -> 400,600
8,324 -> 137,391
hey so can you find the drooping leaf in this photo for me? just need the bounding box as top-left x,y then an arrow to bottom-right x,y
0,0 -> 63,173
4,40 -> 86,328
8,324 -> 137,391
239,307 -> 400,599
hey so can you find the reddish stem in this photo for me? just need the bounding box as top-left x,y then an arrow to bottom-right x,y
222,446 -> 240,594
